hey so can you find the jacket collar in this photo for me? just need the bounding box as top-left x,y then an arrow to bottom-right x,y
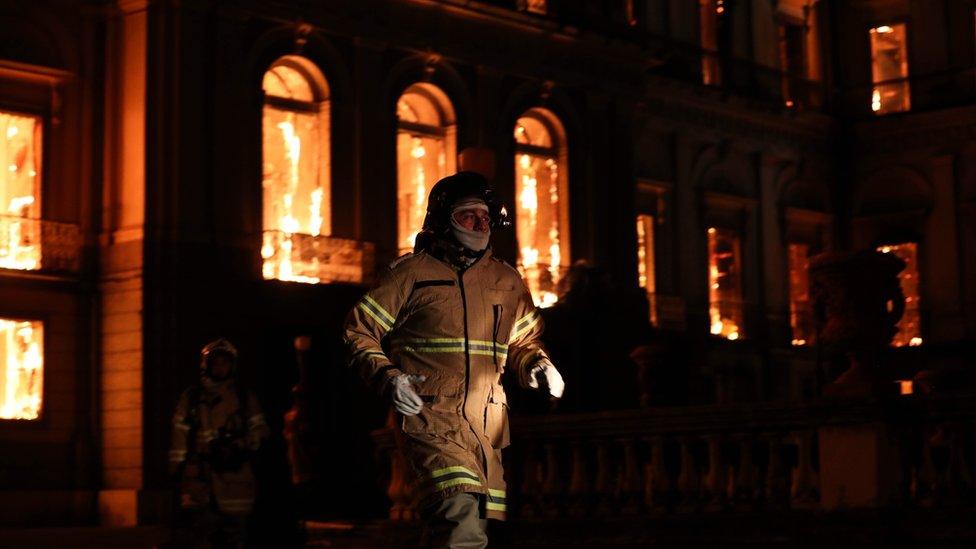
426,235 -> 492,272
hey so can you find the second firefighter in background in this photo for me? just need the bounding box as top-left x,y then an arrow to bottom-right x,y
345,172 -> 564,547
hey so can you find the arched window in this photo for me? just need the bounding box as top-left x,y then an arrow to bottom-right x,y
514,108 -> 569,308
0,110 -> 42,271
396,83 -> 456,256
261,56 -> 332,283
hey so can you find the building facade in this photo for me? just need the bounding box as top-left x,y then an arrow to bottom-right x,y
0,0 -> 973,529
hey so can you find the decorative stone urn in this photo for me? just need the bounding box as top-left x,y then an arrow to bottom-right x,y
809,250 -> 906,396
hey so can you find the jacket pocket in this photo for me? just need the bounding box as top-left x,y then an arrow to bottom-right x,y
401,395 -> 463,436
484,286 -> 516,342
485,385 -> 510,449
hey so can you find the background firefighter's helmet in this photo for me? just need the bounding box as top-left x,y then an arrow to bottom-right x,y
200,338 -> 238,378
414,171 -> 509,252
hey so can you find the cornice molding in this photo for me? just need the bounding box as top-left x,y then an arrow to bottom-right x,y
639,75 -> 835,157
852,105 -> 976,156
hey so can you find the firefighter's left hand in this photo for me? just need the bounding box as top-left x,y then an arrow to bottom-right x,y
528,359 -> 565,399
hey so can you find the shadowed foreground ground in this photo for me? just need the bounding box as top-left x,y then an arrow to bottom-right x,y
1,508 -> 974,548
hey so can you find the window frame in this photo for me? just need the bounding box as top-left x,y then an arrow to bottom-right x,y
0,313 -> 48,424
867,19 -> 912,115
513,107 -> 571,309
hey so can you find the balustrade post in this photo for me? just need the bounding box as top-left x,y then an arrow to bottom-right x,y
790,430 -> 819,509
594,439 -> 614,516
542,441 -> 563,518
916,427 -> 940,508
676,437 -> 701,513
765,434 -> 789,510
733,437 -> 759,510
703,435 -> 727,512
945,423 -> 973,504
518,440 -> 542,518
387,448 -> 416,520
567,439 -> 589,518
617,438 -> 642,515
645,436 -> 670,515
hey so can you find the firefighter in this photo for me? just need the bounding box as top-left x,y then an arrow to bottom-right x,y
169,338 -> 270,548
345,171 -> 564,548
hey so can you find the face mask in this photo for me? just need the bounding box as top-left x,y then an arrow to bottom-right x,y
450,221 -> 491,252
450,199 -> 491,252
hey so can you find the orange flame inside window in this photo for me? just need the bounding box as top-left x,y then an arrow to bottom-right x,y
0,319 -> 43,420
708,227 -> 743,340
515,111 -> 568,308
0,111 -> 42,271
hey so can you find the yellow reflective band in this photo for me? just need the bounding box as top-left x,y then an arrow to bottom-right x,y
469,340 -> 508,350
364,295 -> 396,325
488,489 -> 506,498
434,477 -> 483,491
358,302 -> 392,332
399,345 -> 465,354
511,310 -> 541,341
431,465 -> 480,478
360,295 -> 395,331
395,339 -> 508,356
469,349 -> 509,357
173,422 -> 191,431
486,502 -> 507,512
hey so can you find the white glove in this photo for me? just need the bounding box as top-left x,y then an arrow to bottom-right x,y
390,374 -> 427,416
527,359 -> 565,399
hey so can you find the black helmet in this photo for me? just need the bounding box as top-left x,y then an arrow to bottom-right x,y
419,171 -> 510,237
200,338 -> 238,378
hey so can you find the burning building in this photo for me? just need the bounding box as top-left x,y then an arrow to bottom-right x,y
0,0 -> 974,546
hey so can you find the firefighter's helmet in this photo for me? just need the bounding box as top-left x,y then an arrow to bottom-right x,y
200,338 -> 238,377
415,172 -> 509,251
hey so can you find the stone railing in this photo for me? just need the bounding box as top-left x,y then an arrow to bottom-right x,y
0,215 -> 82,274
261,230 -> 375,285
372,395 -> 976,520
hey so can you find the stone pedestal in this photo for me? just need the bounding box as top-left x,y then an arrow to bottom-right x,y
818,423 -> 901,509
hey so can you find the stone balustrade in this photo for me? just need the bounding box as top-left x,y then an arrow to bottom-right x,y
371,395 -> 976,520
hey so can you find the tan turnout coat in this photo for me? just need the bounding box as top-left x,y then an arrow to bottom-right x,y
345,248 -> 550,520
169,380 -> 269,516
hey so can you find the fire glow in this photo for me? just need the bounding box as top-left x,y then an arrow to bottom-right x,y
261,57 -> 376,284
636,214 -> 658,325
878,243 -> 923,347
0,319 -> 43,420
708,227 -> 742,340
396,84 -> 454,257
0,111 -> 42,271
514,111 -> 567,308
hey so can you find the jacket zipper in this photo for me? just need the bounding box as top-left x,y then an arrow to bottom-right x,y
458,268 -> 489,477
492,304 -> 502,372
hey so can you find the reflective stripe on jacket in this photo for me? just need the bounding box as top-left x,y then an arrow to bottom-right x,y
344,248 -> 550,520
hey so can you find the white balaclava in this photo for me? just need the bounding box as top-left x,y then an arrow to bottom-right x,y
450,198 -> 491,252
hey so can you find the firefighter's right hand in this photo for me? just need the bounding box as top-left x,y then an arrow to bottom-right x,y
390,374 -> 427,416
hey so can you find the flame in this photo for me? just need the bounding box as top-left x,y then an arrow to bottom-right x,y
877,243 -> 922,348
0,319 -> 43,420
309,187 -> 324,237
406,137 -> 428,252
708,227 -> 741,340
636,219 -> 647,288
515,150 -> 564,307
0,112 -> 42,272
